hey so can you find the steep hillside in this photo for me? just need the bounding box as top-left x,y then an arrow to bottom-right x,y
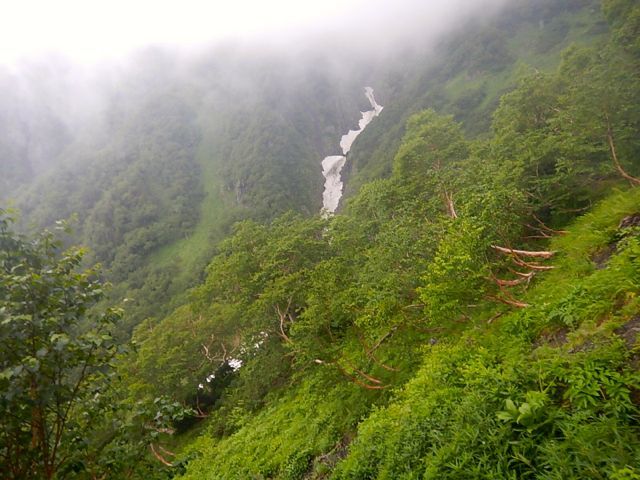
9,51 -> 369,330
118,2 -> 640,475
1,0 -> 639,478
2,0 -> 611,334
179,188 -> 640,479
343,0 -> 608,195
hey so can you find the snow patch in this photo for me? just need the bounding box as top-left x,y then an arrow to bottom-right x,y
321,87 -> 383,215
228,358 -> 243,371
322,155 -> 348,214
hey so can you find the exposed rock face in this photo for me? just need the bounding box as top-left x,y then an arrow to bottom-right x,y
619,213 -> 640,229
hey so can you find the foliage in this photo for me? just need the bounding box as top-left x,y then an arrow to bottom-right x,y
171,5 -> 640,477
344,0 -> 608,192
0,212 -> 124,479
180,373 -> 375,480
3,0 -> 640,478
0,211 -> 200,479
333,192 -> 640,479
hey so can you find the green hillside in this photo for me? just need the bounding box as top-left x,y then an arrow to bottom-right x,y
178,188 -> 640,479
8,53 -> 367,331
124,1 -> 639,474
3,0 -> 612,334
343,0 -> 611,195
1,0 -> 639,478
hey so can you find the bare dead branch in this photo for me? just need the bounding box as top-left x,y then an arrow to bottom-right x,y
531,214 -> 568,235
486,295 -> 529,308
355,331 -> 400,372
402,303 -> 425,310
275,305 -> 291,342
491,245 -> 555,258
512,257 -> 555,271
522,233 -> 553,240
494,271 -> 535,287
144,424 -> 175,435
200,336 -> 239,370
485,273 -> 531,308
606,115 -> 640,186
158,445 -> 176,457
443,190 -> 458,219
339,358 -> 384,384
194,397 -> 208,419
275,297 -> 295,343
339,367 -> 388,390
487,311 -> 505,324
509,268 -> 538,278
366,330 -> 395,356
150,444 -> 173,467
313,358 -> 388,390
201,334 -> 216,362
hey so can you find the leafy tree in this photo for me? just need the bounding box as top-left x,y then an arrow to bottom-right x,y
603,0 -> 640,57
0,211 -> 124,479
557,43 -> 640,187
393,109 -> 468,219
490,70 -> 583,218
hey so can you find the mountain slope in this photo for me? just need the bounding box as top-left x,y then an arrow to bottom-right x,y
1,0 -> 639,478
2,0 -> 611,334
342,0 -> 608,196
128,4 -> 640,475
9,51 -> 369,330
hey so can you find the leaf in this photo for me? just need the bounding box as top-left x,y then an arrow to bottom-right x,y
497,411 -> 514,422
51,333 -> 71,351
505,398 -> 518,414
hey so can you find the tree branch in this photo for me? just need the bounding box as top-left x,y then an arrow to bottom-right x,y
486,294 -> 529,308
443,190 -> 458,219
491,245 -> 555,258
150,443 -> 173,467
605,115 -> 640,186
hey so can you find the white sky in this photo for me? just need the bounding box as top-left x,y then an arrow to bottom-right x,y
0,0 -> 370,64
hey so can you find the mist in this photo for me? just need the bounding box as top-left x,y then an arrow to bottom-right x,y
0,0 -> 511,127
0,0 -> 512,205
2,0 -> 509,66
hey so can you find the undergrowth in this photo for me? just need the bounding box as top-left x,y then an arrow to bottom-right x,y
179,188 -> 640,480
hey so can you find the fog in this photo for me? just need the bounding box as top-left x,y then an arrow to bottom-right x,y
2,0 -> 508,66
0,0 -> 512,200
0,0 -> 511,126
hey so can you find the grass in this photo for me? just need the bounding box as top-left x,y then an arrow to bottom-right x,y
179,372 -> 377,480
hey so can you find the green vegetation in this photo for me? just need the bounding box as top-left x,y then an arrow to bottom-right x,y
343,0 -> 610,194
5,54 -> 366,335
156,3 -> 640,476
1,0 -> 639,478
333,190 -> 640,479
0,213 -> 123,479
0,212 -> 196,479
